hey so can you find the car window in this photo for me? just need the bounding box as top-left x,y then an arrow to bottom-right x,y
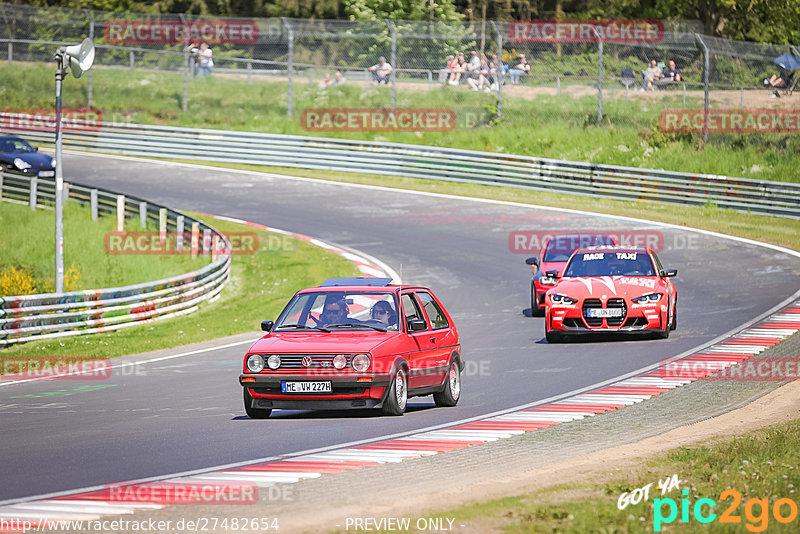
416,291 -> 449,329
274,291 -> 398,330
401,293 -> 427,331
652,252 -> 664,273
563,251 -> 656,277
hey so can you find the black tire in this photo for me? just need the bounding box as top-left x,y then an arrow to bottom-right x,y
243,387 -> 271,419
433,359 -> 461,407
670,297 -> 678,331
381,367 -> 408,416
531,283 -> 544,317
658,302 -> 671,339
545,325 -> 564,343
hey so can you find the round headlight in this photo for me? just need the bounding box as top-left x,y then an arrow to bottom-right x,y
267,355 -> 281,370
351,354 -> 371,373
246,354 -> 265,373
50,158 -> 57,168
332,354 -> 347,370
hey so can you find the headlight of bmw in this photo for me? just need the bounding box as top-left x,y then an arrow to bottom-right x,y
550,293 -> 578,304
632,293 -> 662,303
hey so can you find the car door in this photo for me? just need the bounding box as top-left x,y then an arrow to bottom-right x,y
414,291 -> 457,387
400,292 -> 439,389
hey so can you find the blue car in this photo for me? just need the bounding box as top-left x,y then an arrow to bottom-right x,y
0,135 -> 56,177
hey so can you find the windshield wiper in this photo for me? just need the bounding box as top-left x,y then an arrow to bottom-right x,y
325,323 -> 388,332
278,324 -> 330,332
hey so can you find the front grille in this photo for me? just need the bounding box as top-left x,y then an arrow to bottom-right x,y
272,354 -> 351,369
582,299 -> 603,326
606,298 -> 627,326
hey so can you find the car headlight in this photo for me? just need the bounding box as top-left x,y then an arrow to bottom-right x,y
50,158 -> 57,168
267,354 -> 281,370
632,293 -> 662,303
246,354 -> 265,373
13,158 -> 31,170
550,294 -> 578,304
332,354 -> 347,370
351,354 -> 370,373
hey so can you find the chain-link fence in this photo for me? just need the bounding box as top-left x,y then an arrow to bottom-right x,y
1,2 -> 798,149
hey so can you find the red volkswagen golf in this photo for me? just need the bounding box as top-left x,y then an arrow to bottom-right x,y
239,278 -> 462,418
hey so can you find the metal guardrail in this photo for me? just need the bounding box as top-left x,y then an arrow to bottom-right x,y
4,117 -> 799,219
0,170 -> 230,345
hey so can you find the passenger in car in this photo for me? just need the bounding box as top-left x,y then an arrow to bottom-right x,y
371,300 -> 398,327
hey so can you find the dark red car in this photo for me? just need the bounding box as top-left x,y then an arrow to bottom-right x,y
239,278 -> 462,418
526,234 -> 617,316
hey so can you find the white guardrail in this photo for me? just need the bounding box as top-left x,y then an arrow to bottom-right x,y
3,116 -> 799,219
0,170 -> 230,345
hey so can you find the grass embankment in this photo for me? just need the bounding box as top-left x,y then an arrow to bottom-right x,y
414,419 -> 800,533
0,201 -> 206,293
0,210 -> 359,361
1,63 -> 799,183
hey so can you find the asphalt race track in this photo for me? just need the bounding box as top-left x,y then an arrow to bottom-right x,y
1,153 -> 798,502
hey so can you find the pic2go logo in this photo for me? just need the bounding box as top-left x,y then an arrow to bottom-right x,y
653,489 -> 799,532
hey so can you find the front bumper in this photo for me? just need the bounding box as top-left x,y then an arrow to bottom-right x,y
240,374 -> 392,410
548,303 -> 665,333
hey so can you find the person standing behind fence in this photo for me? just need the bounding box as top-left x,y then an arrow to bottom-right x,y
369,56 -> 392,85
192,42 -> 214,77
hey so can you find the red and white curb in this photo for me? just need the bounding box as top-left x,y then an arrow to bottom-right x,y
2,302 -> 797,525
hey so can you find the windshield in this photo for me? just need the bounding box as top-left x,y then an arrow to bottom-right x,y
543,235 -> 615,262
563,251 -> 655,277
0,138 -> 35,154
274,291 -> 399,331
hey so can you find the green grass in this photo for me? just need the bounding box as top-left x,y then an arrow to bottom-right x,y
0,201 -> 207,293
2,62 -> 799,183
0,212 -> 360,362
390,419 -> 800,533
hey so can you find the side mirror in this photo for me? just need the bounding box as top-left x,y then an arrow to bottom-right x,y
34,147 -> 39,152
660,269 -> 678,278
408,319 -> 427,332
525,257 -> 539,267
261,320 -> 274,332
545,270 -> 560,279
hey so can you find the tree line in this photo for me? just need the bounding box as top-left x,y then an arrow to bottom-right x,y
4,0 -> 799,46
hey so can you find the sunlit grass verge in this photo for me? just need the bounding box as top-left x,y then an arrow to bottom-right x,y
162,159 -> 800,253
3,62 -> 799,183
396,419 -> 800,533
0,201 -> 207,293
0,212 -> 360,362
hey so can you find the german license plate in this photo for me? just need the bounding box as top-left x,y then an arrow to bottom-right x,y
586,308 -> 624,318
38,170 -> 55,177
281,381 -> 332,393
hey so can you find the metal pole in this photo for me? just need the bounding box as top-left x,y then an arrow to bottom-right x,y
282,18 -> 294,119
84,9 -> 94,108
595,27 -> 603,127
695,34 -> 710,143
385,20 -> 396,112
54,56 -> 65,294
490,21 -> 502,121
181,14 -> 189,113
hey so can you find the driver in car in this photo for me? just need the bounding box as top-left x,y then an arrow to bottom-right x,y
318,297 -> 348,326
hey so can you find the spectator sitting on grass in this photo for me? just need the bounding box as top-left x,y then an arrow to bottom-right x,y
318,73 -> 332,89
644,59 -> 663,90
468,55 -> 492,92
507,54 -> 530,85
448,52 -> 466,85
369,56 -> 392,85
662,60 -> 682,82
334,71 -> 346,85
